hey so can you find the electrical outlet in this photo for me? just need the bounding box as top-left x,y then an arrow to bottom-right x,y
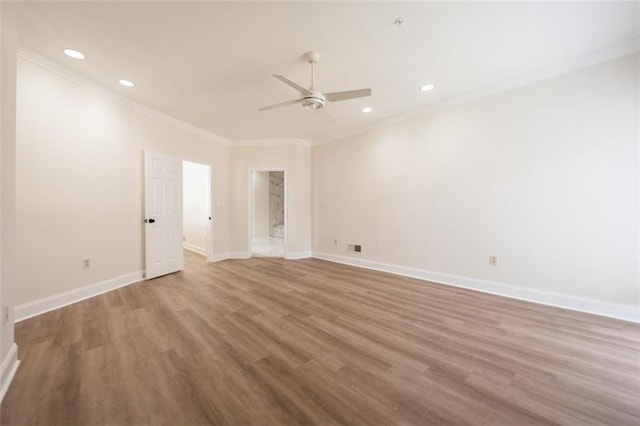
489,255 -> 497,266
83,258 -> 91,269
3,305 -> 9,323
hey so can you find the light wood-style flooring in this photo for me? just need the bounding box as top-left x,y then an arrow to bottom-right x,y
2,251 -> 639,425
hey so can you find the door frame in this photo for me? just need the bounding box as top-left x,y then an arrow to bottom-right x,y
247,167 -> 287,257
182,159 -> 214,262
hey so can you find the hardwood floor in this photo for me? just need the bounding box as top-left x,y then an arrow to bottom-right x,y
2,251 -> 639,425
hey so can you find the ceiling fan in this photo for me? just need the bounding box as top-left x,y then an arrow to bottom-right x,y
259,51 -> 371,122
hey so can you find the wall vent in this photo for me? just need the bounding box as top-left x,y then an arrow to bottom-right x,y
347,244 -> 362,253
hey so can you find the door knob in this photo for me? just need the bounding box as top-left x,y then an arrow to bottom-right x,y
145,218 -> 155,224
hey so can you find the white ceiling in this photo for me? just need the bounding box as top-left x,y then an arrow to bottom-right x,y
15,1 -> 640,144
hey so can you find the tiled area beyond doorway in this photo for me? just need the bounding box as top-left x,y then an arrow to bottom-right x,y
251,238 -> 284,257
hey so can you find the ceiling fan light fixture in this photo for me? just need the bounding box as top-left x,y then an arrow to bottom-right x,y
420,84 -> 435,92
301,94 -> 325,110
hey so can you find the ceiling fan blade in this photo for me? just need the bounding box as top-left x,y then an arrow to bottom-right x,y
273,75 -> 312,95
325,88 -> 371,102
316,106 -> 336,123
258,99 -> 301,112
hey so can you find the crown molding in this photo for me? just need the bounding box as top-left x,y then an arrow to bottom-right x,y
312,37 -> 640,146
17,46 -> 231,146
18,36 -> 638,149
232,138 -> 311,147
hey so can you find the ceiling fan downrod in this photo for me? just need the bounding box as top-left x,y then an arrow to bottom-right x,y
304,50 -> 321,90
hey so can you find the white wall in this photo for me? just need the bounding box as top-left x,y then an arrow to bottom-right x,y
183,160 -> 210,255
15,56 -> 230,306
313,54 -> 639,318
230,143 -> 311,258
1,1 -> 17,373
253,171 -> 270,239
0,1 -> 17,378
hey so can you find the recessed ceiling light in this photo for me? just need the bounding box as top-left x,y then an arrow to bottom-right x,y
63,49 -> 85,60
362,107 -> 372,113
420,84 -> 435,92
118,79 -> 135,88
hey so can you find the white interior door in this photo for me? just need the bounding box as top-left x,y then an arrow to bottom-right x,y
145,150 -> 183,279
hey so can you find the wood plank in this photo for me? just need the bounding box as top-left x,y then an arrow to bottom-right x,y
2,250 -> 639,425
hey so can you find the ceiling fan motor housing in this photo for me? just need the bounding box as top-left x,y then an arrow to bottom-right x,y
301,90 -> 326,109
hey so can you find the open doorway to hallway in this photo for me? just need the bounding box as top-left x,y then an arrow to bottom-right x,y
251,170 -> 285,257
182,160 -> 212,259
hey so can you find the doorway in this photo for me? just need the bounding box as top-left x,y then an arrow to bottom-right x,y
182,160 -> 212,260
249,169 -> 285,257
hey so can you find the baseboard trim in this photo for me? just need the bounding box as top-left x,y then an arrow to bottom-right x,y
0,343 -> 19,403
229,252 -> 251,259
311,251 -> 639,323
183,243 -> 206,256
208,251 -> 310,262
207,252 -> 250,262
15,271 -> 144,322
209,253 -> 230,263
285,251 -> 312,260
